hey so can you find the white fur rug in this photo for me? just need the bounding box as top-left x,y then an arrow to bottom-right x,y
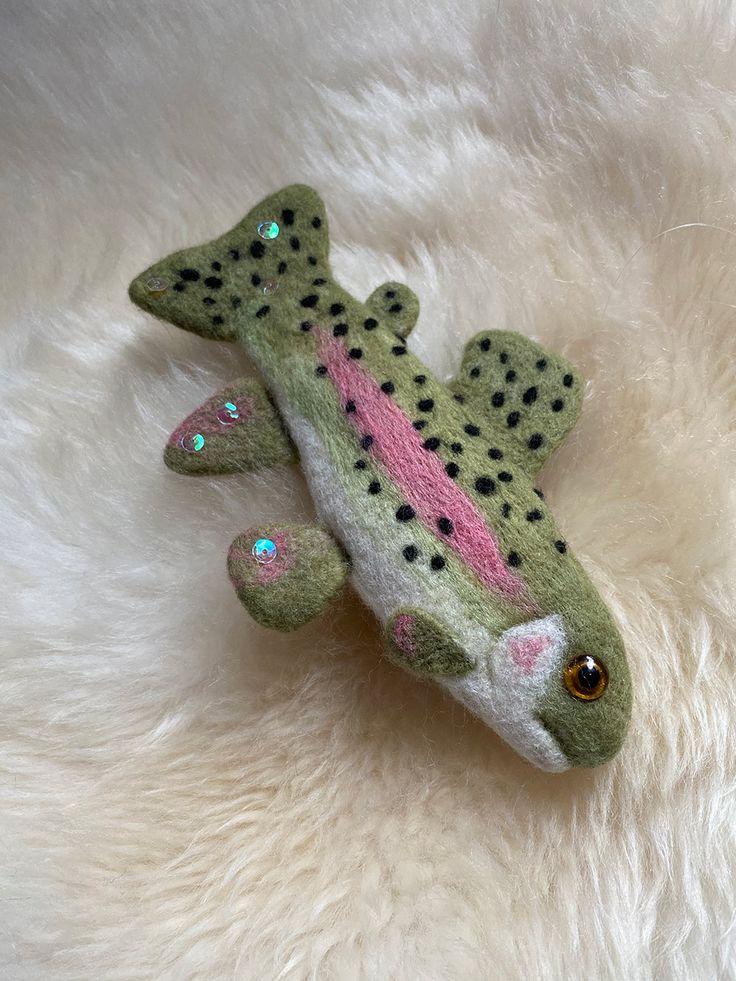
3,1 -> 736,977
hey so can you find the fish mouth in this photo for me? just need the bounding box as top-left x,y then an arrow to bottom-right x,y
440,614 -> 572,772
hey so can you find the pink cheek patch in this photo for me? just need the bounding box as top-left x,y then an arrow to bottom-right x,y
392,613 -> 417,658
509,634 -> 549,674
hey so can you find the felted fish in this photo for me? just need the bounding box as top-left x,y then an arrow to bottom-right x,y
129,185 -> 632,771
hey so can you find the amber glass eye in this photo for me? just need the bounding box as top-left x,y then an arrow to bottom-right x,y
563,655 -> 608,701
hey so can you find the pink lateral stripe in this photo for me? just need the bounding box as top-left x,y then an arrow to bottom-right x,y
316,329 -> 530,606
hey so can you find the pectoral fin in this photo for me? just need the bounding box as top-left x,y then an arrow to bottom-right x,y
164,378 -> 296,475
450,330 -> 583,476
385,608 -> 476,677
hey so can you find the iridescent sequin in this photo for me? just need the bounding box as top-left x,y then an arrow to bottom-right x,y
180,432 -> 205,452
261,279 -> 279,296
215,401 -> 240,425
252,538 -> 278,563
257,220 -> 280,240
145,276 -> 168,294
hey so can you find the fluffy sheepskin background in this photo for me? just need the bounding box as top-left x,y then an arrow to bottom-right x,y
2,0 -> 736,977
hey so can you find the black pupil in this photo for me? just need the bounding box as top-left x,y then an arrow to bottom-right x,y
577,660 -> 601,691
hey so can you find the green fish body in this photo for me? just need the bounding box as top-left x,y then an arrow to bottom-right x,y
129,185 -> 632,771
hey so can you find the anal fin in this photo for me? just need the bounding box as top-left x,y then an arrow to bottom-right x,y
164,378 -> 296,475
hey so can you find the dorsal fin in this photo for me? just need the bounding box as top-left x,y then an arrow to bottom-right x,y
450,330 -> 583,476
365,281 -> 419,338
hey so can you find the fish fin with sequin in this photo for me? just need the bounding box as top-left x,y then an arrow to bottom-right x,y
227,523 -> 350,630
163,378 -> 297,475
449,330 -> 583,476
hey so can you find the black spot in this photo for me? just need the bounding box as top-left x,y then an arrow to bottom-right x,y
361,435 -> 374,450
491,391 -> 505,408
488,447 -> 503,460
555,540 -> 568,554
507,411 -> 520,428
313,278 -> 327,286
464,424 -> 480,436
368,481 -> 381,495
413,420 -> 427,430
251,273 -> 262,286
345,400 -> 356,413
173,282 -> 185,292
250,241 -> 265,259
445,462 -> 460,478
354,459 -> 367,470
451,442 -> 463,454
414,374 -> 427,385
281,208 -> 295,226
278,261 -> 288,275
333,323 -> 348,336
212,315 -> 224,326
392,345 -> 407,356
500,352 -> 509,364
418,398 -> 434,412
255,306 -> 270,318
385,289 -> 396,298
475,476 -> 495,495
536,358 -> 547,371
470,366 -> 481,378
228,249 -> 240,260
479,337 -> 491,352
522,386 -> 538,405
501,502 -> 512,518
453,393 -> 466,404
552,399 -> 564,412
437,517 -> 454,535
402,544 -> 418,562
204,276 -> 222,289
364,317 -> 378,331
396,504 -> 415,522
505,369 -> 516,382
430,555 -> 446,571
526,509 -> 543,522
308,256 -> 318,266
300,321 -> 312,331
179,268 -> 200,281
508,551 -> 521,567
498,471 -> 513,483
349,348 -> 362,359
289,236 -> 300,251
300,294 -> 319,308
528,433 -> 544,450
423,436 -> 440,450
231,296 -> 241,308
534,488 -> 545,499
389,303 -> 403,313
330,303 -> 345,316
380,381 -> 395,394
203,296 -> 216,306
312,216 -> 322,228
563,373 -> 574,387
316,365 -> 328,376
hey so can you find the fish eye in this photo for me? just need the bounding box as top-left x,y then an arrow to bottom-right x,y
563,654 -> 608,701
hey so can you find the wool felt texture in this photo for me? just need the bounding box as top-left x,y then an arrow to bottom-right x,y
227,523 -> 350,631
6,2 -> 736,976
130,184 -> 632,772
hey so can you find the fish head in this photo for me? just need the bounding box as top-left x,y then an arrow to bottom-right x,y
461,608 -> 632,771
128,185 -> 330,347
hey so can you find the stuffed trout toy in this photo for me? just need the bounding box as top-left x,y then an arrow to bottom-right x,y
129,185 -> 632,771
